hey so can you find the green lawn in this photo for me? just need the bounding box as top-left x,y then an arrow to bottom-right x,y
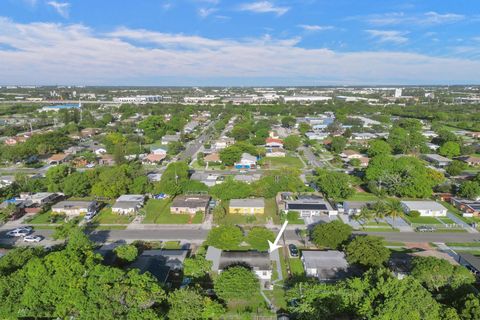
259,155 -> 304,169
143,199 -> 204,224
363,221 -> 391,227
446,242 -> 480,247
404,215 -> 443,225
93,208 -> 133,224
345,192 -> 380,202
289,258 -> 304,276
162,241 -> 182,249
436,217 -> 456,225
27,211 -> 64,224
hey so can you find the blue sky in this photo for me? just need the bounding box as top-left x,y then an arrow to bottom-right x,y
0,0 -> 480,85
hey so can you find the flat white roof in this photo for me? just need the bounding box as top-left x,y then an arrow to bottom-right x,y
401,201 -> 447,211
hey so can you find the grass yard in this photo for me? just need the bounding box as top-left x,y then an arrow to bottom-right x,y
345,192 -> 380,202
162,241 -> 181,249
259,156 -> 304,169
404,215 -> 444,225
27,211 -> 64,224
363,221 -> 391,227
93,208 -> 133,224
436,217 -> 457,225
89,225 -> 127,230
446,242 -> 480,247
362,227 -> 400,232
289,258 -> 304,276
143,199 -> 204,224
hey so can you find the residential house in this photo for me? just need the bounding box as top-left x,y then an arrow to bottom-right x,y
265,137 -> 284,148
80,128 -> 99,137
99,154 -> 115,166
284,194 -> 337,217
340,150 -> 363,160
301,250 -> 349,281
52,200 -> 98,217
112,194 -> 145,215
190,172 -> 222,187
457,156 -> 480,166
151,148 -> 167,155
47,153 -> 71,165
206,246 -> 273,284
265,147 -> 286,158
423,154 -> 452,168
161,134 -> 181,145
234,153 -> 257,169
458,253 -> 480,275
305,132 -> 329,140
170,195 -> 211,214
466,132 -> 480,139
93,146 -> 107,155
143,153 -> 166,164
214,137 -> 235,150
129,249 -> 189,284
401,200 -> 448,217
343,201 -> 373,215
352,132 -> 377,141
229,198 -> 265,215
183,121 -> 199,134
451,198 -> 480,217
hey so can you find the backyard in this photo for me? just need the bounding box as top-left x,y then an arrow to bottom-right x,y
259,155 -> 304,169
143,199 -> 204,224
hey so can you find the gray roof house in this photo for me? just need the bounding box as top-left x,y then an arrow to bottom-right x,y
400,200 -> 448,217
206,246 -> 272,282
423,154 -> 452,167
129,249 -> 189,284
301,250 -> 349,281
112,194 -> 145,215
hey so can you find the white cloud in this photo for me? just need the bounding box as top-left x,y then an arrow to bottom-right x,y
198,7 -> 217,18
366,11 -> 465,26
239,1 -> 289,16
0,18 -> 479,85
298,24 -> 334,31
47,1 -> 70,18
366,30 -> 408,44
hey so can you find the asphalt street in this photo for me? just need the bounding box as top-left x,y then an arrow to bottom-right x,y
3,228 -> 479,247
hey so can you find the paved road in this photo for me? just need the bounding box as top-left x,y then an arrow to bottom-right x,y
3,228 -> 479,246
177,120 -> 216,161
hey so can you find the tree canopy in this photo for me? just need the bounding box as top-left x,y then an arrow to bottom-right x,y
310,220 -> 352,249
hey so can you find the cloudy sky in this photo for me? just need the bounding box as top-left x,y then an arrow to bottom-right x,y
1,0 -> 480,85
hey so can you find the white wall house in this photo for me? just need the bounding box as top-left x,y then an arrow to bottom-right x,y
401,201 -> 448,217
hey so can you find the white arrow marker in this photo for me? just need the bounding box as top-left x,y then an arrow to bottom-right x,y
268,220 -> 288,253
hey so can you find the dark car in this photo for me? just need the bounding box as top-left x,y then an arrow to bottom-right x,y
416,225 -> 435,232
288,244 -> 299,257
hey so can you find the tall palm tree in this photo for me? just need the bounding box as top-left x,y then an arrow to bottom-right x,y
384,199 -> 404,229
356,206 -> 375,226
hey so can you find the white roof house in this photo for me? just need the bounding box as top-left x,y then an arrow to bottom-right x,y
301,250 -> 349,281
400,201 -> 448,217
112,195 -> 145,215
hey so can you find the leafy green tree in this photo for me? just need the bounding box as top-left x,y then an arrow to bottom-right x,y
281,116 -> 296,128
329,136 -> 347,154
245,227 -> 275,251
207,225 -> 244,250
251,169 -> 305,198
439,141 -> 461,158
0,247 -> 45,276
231,126 -> 250,141
411,256 -> 475,292
167,288 -> 205,320
214,266 -> 259,302
283,135 -> 301,151
459,181 -> 480,200
63,172 -> 92,197
202,297 -> 226,319
446,160 -> 468,176
155,161 -> 189,196
91,166 -> 131,198
314,169 -> 354,200
368,139 -> 392,157
114,244 -> 138,263
183,255 -> 213,278
210,178 -> 252,200
311,220 -> 352,249
457,294 -> 480,320
298,122 -> 311,134
139,115 -> 168,140
0,203 -> 17,223
219,145 -> 242,166
45,164 -> 71,192
345,236 -> 390,268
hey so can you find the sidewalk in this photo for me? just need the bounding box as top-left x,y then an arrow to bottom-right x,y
447,212 -> 478,234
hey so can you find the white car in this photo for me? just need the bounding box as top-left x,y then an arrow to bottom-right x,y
7,229 -> 31,237
23,235 -> 42,243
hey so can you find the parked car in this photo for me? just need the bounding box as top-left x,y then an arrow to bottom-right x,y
23,235 -> 42,243
84,211 -> 97,221
416,225 -> 435,232
7,229 -> 31,237
288,244 -> 299,257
